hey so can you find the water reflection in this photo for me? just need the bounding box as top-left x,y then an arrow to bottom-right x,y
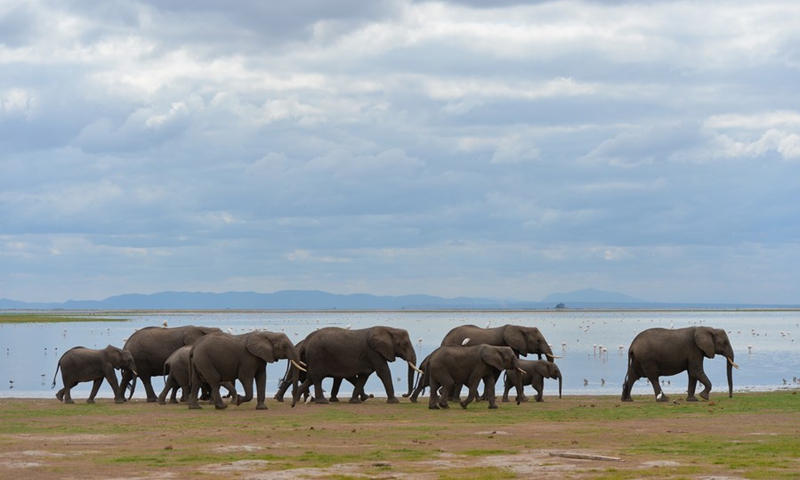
2,310 -> 798,400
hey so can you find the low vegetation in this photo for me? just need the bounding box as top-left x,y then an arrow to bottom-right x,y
0,313 -> 128,324
1,391 -> 798,478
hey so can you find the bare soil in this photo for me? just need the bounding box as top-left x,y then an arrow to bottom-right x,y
1,394 -> 798,479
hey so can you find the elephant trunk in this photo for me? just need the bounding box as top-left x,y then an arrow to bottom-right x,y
727,353 -> 735,398
557,371 -> 563,399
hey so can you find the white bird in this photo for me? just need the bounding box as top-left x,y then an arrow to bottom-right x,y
162,320 -> 168,328
227,327 -> 234,334
462,338 -> 470,346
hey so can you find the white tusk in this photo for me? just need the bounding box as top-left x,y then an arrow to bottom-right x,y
461,338 -> 470,346
408,361 -> 424,375
727,357 -> 739,369
517,368 -> 527,375
546,353 -> 562,359
291,359 -> 307,372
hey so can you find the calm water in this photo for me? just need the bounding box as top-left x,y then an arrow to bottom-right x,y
2,310 -> 799,400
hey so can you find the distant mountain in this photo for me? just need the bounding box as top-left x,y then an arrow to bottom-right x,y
542,288 -> 646,305
0,290 -> 523,311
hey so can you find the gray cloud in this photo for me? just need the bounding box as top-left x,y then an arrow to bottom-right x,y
1,0 -> 799,304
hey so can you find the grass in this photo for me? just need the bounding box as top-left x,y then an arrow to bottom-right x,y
0,392 -> 798,478
0,313 -> 128,324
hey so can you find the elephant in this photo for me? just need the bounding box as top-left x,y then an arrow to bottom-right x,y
119,325 -> 222,402
436,324 -> 558,402
188,330 -> 303,410
424,345 -> 524,410
52,345 -> 137,404
156,345 -> 237,405
273,337 -> 368,403
293,326 -> 421,404
501,359 -> 562,403
621,326 -> 738,402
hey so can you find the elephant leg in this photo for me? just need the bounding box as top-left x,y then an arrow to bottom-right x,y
694,369 -> 713,401
460,383 -> 478,409
255,369 -> 268,410
222,381 -> 238,404
141,377 -> 158,403
534,380 -> 544,402
235,379 -> 253,408
621,369 -> 639,402
349,376 -> 369,404
501,377 -> 511,403
329,377 -> 343,402
428,377 -> 442,410
87,378 -> 103,404
449,383 -> 463,402
312,377 -> 329,404
62,382 -> 77,404
374,363 -> 399,403
686,374 -> 699,402
485,374 -> 498,409
646,373 -> 668,402
515,374 -> 529,403
157,378 -> 176,405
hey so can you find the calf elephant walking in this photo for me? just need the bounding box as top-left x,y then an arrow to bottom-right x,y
52,345 -> 137,404
425,345 -> 524,410
621,326 -> 738,402
502,359 -> 562,403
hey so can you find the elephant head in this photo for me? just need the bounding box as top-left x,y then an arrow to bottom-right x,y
535,361 -> 562,399
694,327 -> 737,398
103,345 -> 138,375
367,326 -> 419,397
480,346 -> 524,404
503,325 -> 557,361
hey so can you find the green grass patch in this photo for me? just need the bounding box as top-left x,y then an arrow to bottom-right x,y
0,313 -> 129,323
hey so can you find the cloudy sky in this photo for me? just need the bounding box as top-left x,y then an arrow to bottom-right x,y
2,0 -> 799,304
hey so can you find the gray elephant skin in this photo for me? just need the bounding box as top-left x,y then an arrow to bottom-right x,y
273,337 -> 367,404
621,326 -> 738,402
502,359 -> 562,403
188,330 -> 302,410
156,345 -> 237,405
295,326 -> 419,404
52,345 -> 137,404
120,325 -> 222,402
437,324 -> 557,401
425,345 -> 524,410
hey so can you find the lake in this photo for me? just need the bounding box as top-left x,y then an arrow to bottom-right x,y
2,310 -> 798,401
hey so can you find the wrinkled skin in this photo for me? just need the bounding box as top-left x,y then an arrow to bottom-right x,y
425,345 -> 523,410
156,345 -> 237,405
295,326 -> 418,405
188,331 -> 301,410
502,359 -> 562,403
438,324 -> 556,402
120,325 -> 222,402
52,345 -> 137,404
621,326 -> 736,402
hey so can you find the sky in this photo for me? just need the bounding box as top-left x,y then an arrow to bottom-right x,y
2,0 -> 799,305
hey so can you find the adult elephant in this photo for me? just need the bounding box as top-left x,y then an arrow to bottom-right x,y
296,326 -> 421,404
119,325 -> 222,402
52,345 -> 137,404
437,324 -> 558,402
425,345 -> 524,410
502,359 -> 562,403
621,326 -> 738,402
188,330 -> 303,410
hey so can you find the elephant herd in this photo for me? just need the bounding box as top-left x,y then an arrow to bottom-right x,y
51,322 -> 738,409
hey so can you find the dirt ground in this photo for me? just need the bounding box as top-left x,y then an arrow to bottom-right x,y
1,395 -> 798,479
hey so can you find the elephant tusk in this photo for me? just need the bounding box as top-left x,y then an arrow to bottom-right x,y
517,368 -> 527,375
461,338 -> 470,346
408,361 -> 424,375
291,360 -> 307,372
727,357 -> 739,369
546,353 -> 562,359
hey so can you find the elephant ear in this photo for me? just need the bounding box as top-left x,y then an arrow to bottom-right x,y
694,328 -> 716,359
182,327 -> 205,346
368,328 -> 396,361
481,347 -> 506,371
503,326 -> 528,356
246,334 -> 276,363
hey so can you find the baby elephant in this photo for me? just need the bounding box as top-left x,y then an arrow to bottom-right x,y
157,345 -> 237,405
502,359 -> 562,403
52,345 -> 137,404
426,345 -> 524,410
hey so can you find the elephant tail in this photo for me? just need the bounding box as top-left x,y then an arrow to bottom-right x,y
51,362 -> 61,389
